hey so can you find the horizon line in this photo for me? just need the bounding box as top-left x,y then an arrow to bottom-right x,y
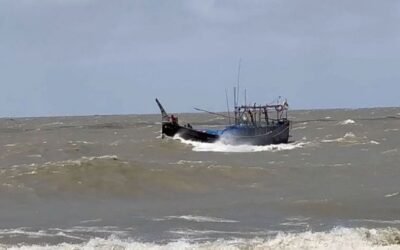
0,105 -> 399,120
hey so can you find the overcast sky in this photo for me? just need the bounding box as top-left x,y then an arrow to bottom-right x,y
1,0 -> 399,117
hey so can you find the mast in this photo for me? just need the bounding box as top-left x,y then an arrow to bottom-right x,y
233,87 -> 237,124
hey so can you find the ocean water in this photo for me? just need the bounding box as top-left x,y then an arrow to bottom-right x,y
0,108 -> 400,249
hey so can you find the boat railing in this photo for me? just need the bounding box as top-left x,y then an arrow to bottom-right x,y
233,103 -> 289,127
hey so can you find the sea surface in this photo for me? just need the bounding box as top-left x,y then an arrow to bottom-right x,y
0,108 -> 400,249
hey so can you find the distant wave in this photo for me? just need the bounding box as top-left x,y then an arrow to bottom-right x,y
2,227 -> 400,249
174,135 -> 308,153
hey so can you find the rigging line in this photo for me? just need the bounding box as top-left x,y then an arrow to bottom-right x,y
194,107 -> 233,120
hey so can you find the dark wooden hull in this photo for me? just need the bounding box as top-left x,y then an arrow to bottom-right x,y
162,121 -> 290,146
162,122 -> 219,143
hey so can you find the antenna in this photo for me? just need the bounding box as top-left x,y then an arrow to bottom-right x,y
244,88 -> 247,106
236,58 -> 241,106
225,88 -> 231,124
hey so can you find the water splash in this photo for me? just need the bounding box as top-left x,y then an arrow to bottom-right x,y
174,135 -> 308,153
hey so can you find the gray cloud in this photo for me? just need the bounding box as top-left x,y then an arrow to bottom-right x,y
0,0 -> 399,116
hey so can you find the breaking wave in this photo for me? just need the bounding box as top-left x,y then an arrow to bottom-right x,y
174,136 -> 308,153
1,227 -> 400,249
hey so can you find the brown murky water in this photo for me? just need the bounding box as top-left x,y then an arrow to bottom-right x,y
0,108 -> 400,249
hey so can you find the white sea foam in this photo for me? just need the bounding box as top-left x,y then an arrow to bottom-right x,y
351,219 -> 400,225
280,216 -> 310,227
384,128 -> 399,132
385,192 -> 400,198
279,221 -> 309,227
174,136 -> 308,153
161,215 -> 238,223
79,218 -> 103,224
382,149 -> 398,155
292,126 -> 306,130
169,229 -> 273,236
27,154 -> 42,158
321,132 -> 358,143
110,140 -> 122,146
338,119 -> 356,125
38,155 -> 119,168
344,132 -> 356,138
82,155 -> 118,161
41,122 -> 64,127
0,228 -> 56,238
2,227 -> 400,250
0,226 -> 129,242
208,117 -> 225,121
176,160 -> 205,165
68,140 -> 95,145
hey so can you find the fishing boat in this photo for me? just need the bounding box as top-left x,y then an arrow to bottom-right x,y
155,97 -> 291,146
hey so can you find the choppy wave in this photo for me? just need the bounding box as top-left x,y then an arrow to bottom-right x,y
174,136 -> 308,153
0,156 -> 270,196
321,132 -> 379,146
2,227 -> 400,249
